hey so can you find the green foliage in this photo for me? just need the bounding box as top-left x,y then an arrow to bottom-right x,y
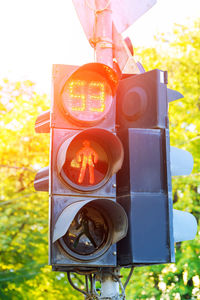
0,19 -> 199,299
0,80 -> 80,299
133,19 -> 200,299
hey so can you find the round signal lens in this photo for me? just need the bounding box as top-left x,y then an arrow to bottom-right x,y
61,138 -> 109,190
61,70 -> 113,125
62,205 -> 109,256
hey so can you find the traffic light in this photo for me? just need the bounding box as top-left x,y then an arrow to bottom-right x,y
35,62 -> 128,271
116,69 -> 197,266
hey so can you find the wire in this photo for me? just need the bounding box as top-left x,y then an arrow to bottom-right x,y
67,267 -> 134,299
67,272 -> 88,297
123,267 -> 134,290
85,275 -> 89,293
67,272 -> 99,300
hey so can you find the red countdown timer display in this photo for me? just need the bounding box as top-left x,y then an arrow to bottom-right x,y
61,69 -> 113,125
61,138 -> 109,190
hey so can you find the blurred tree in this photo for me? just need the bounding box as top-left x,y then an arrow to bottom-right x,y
0,80 -> 80,299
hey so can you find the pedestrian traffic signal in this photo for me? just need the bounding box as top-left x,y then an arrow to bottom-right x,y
116,69 -> 197,266
56,128 -> 123,192
34,62 -> 128,271
63,139 -> 103,186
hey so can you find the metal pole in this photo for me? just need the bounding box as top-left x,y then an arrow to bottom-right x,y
94,0 -> 113,68
93,2 -> 122,299
90,2 -> 123,299
99,268 -> 123,300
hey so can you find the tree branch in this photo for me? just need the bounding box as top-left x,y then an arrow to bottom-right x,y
0,165 -> 35,172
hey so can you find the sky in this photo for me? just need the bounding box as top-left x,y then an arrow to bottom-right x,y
0,0 -> 199,94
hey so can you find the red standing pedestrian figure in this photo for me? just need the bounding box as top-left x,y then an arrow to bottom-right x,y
76,140 -> 98,184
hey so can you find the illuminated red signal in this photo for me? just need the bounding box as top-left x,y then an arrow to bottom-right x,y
62,138 -> 109,188
76,140 -> 98,185
56,128 -> 124,193
62,70 -> 113,125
